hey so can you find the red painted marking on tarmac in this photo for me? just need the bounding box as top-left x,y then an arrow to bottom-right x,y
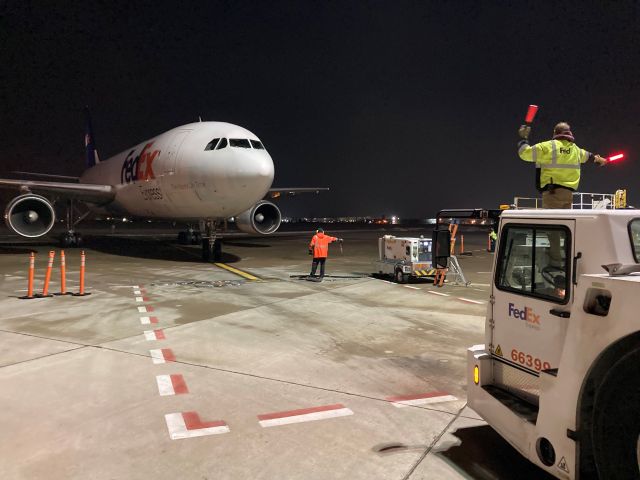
385,391 -> 451,402
258,403 -> 346,421
161,349 -> 175,362
146,305 -> 155,312
171,374 -> 189,394
142,296 -> 150,302
182,411 -> 227,430
150,316 -> 158,324
154,329 -> 166,339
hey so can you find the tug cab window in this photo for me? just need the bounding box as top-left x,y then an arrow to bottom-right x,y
216,138 -> 228,150
418,240 -> 432,262
495,225 -> 570,303
250,140 -> 265,149
629,219 -> 640,262
229,138 -> 251,148
205,138 -> 220,150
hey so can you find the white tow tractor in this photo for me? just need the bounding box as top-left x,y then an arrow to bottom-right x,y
459,209 -> 640,479
375,235 -> 435,283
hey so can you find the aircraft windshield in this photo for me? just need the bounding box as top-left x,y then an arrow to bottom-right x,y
229,139 -> 251,148
250,140 -> 265,150
205,138 -> 219,150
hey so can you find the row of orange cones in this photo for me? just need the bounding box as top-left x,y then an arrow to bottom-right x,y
20,251 -> 90,299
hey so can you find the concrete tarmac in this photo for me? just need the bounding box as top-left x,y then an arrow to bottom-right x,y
0,228 -> 554,479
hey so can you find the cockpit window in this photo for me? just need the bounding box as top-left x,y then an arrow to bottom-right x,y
229,138 -> 251,148
216,138 -> 228,150
250,140 -> 265,150
205,138 -> 219,151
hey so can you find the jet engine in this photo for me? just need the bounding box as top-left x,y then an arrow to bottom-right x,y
235,201 -> 281,235
4,194 -> 56,238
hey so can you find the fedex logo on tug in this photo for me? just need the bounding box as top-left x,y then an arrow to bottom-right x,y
121,142 -> 160,183
508,303 -> 540,326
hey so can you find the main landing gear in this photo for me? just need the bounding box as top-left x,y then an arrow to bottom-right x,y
59,199 -> 89,248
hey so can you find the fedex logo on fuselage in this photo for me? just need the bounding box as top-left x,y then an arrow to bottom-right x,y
508,303 -> 540,325
121,142 -> 160,184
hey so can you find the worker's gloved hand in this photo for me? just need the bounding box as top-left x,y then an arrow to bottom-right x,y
518,125 -> 531,140
308,249 -> 313,255
594,154 -> 607,166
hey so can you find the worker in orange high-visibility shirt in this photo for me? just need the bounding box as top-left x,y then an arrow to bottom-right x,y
308,228 -> 343,281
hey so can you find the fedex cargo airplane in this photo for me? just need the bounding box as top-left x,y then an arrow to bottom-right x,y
0,110 -> 325,261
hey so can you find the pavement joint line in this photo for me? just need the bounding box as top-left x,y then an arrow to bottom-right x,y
95,344 -> 466,418
214,262 -> 260,281
0,345 -> 88,369
401,403 -> 467,480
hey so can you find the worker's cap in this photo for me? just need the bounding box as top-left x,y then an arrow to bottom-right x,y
553,122 -> 571,134
316,228 -> 324,233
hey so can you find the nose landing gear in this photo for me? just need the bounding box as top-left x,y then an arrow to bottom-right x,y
201,219 -> 222,262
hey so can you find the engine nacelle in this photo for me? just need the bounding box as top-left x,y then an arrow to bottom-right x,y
235,201 -> 281,235
4,194 -> 56,238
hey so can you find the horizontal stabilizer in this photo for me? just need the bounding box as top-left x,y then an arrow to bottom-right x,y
267,187 -> 329,199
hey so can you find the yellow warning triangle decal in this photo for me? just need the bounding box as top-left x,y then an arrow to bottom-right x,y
557,456 -> 569,473
494,345 -> 503,357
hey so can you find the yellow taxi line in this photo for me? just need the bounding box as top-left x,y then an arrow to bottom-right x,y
214,262 -> 260,281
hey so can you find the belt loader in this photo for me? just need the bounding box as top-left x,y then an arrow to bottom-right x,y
461,209 -> 640,479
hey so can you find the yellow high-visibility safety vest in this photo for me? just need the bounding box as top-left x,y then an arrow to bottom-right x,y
518,139 -> 590,190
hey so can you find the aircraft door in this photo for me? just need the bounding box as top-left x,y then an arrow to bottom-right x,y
163,130 -> 191,176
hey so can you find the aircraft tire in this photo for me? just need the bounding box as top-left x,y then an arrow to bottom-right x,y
592,348 -> 640,478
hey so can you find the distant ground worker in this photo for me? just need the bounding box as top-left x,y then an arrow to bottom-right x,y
488,229 -> 497,252
308,228 -> 343,281
518,121 -> 607,208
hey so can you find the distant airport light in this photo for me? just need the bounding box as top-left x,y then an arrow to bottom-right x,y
607,153 -> 624,162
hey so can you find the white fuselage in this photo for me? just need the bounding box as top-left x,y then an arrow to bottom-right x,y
80,122 -> 275,220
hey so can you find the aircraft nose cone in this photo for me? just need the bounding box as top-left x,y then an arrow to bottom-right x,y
234,151 -> 274,189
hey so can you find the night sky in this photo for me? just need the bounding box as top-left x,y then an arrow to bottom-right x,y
2,1 -> 640,218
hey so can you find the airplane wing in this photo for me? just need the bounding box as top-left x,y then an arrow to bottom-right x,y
267,187 -> 329,199
0,178 -> 115,204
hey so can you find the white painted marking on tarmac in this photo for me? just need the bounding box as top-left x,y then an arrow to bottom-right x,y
150,349 -> 175,364
379,280 -> 396,285
387,393 -> 458,408
144,330 -> 165,341
150,349 -> 165,364
471,283 -> 491,287
164,413 -> 229,439
404,285 -> 420,290
258,405 -> 353,428
427,290 -> 450,297
156,374 -> 188,396
458,297 -> 485,305
476,271 -> 492,274
133,290 -> 142,295
138,306 -> 148,313
135,296 -> 144,302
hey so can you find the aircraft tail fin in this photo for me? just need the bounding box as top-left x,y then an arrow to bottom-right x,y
84,106 -> 100,168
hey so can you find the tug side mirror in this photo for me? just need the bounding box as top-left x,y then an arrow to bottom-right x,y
432,227 -> 451,269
